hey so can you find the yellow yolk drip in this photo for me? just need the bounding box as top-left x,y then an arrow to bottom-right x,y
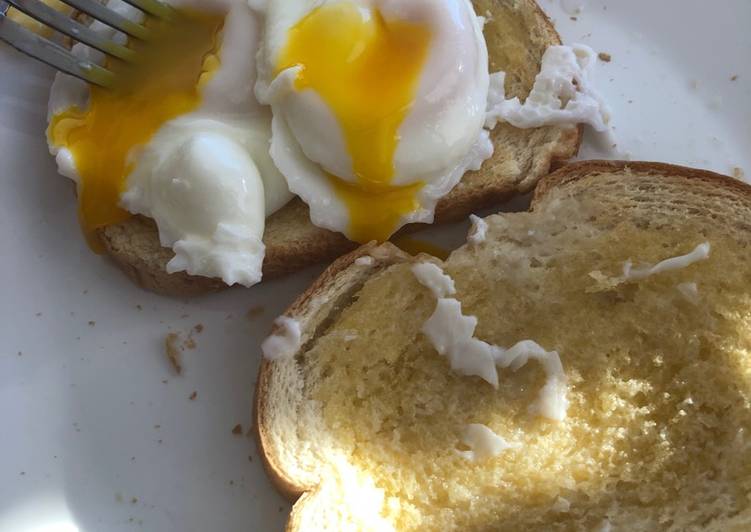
48,10 -> 224,251
276,2 -> 432,243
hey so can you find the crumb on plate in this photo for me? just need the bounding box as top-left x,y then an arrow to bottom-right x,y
246,306 -> 265,320
165,333 -> 182,374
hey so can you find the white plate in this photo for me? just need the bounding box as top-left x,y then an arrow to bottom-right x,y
1,1 -> 749,531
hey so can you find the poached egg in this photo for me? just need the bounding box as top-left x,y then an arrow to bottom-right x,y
46,0 -> 609,287
256,0 -> 496,242
47,0 -> 292,286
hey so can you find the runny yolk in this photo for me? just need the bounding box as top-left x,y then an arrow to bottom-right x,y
276,2 -> 432,243
48,10 -> 224,251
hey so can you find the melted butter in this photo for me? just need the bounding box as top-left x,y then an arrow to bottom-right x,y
276,2 -> 431,243
48,9 -> 224,250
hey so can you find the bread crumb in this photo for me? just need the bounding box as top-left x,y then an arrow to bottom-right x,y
246,306 -> 265,320
232,424 -> 243,435
552,496 -> 570,512
730,74 -> 738,81
88,321 -> 95,327
183,337 -> 197,350
165,333 -> 182,375
355,255 -> 375,266
598,52 -> 611,62
194,324 -> 204,334
189,391 -> 197,401
732,166 -> 745,179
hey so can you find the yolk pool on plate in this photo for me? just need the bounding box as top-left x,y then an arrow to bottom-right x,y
276,2 -> 432,243
48,10 -> 224,251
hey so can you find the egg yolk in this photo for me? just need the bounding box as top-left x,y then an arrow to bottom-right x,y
48,10 -> 224,251
276,2 -> 432,243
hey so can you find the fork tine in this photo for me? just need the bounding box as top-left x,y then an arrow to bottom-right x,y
58,0 -> 149,40
119,0 -> 172,20
0,14 -> 115,87
6,0 -> 134,61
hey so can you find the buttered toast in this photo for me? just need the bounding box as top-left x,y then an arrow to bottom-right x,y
256,161 -> 751,531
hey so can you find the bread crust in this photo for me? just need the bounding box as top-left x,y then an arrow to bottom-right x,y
254,242 -> 409,503
94,0 -> 580,296
533,160 -> 751,206
255,160 -> 751,530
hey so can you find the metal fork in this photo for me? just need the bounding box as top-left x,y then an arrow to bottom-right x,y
0,0 -> 171,88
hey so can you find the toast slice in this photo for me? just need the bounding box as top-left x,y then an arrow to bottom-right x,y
255,161 -> 751,531
96,0 -> 580,296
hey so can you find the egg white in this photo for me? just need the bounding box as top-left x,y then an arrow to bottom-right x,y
47,0 -> 293,286
256,0 -> 496,240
